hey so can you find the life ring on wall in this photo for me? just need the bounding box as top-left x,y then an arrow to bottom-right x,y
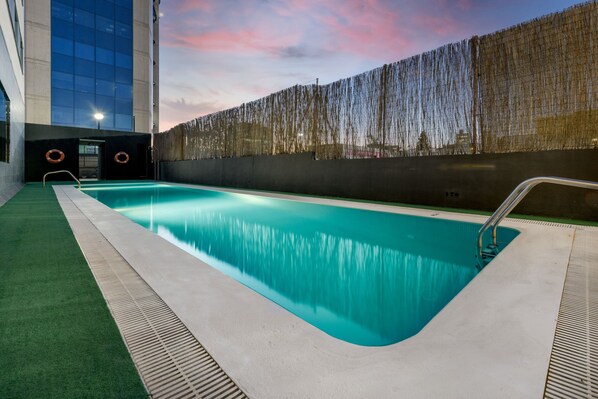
46,149 -> 65,164
114,151 -> 130,164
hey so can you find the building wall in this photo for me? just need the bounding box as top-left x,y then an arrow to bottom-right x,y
25,124 -> 151,182
132,0 -> 153,133
152,0 -> 159,135
23,1 -> 51,125
0,0 -> 26,202
160,150 -> 598,221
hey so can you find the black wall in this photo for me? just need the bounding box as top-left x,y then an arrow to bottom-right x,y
25,124 -> 151,182
26,139 -> 79,181
160,150 -> 598,221
25,123 -> 149,141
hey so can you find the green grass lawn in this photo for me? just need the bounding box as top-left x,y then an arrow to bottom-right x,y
0,184 -> 147,398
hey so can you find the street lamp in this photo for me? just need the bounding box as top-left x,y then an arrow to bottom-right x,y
94,112 -> 104,130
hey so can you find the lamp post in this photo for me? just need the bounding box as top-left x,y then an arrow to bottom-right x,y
94,113 -> 104,130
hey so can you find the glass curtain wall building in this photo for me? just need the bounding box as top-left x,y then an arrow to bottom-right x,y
0,85 -> 9,162
50,0 -> 134,131
0,0 -> 25,197
25,1 -> 158,134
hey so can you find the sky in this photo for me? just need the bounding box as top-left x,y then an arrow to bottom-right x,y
158,0 -> 586,132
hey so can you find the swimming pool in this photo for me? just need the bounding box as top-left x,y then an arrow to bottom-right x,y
81,182 -> 519,346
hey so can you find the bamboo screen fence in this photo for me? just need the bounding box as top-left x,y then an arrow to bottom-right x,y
155,2 -> 597,161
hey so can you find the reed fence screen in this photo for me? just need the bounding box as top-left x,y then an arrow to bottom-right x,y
155,2 -> 597,161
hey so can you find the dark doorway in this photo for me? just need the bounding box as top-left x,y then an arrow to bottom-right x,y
79,140 -> 104,179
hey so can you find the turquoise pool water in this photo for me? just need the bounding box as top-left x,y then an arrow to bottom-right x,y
81,183 -> 519,346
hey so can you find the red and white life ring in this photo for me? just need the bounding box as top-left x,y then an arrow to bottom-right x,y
114,151 -> 130,164
46,149 -> 65,164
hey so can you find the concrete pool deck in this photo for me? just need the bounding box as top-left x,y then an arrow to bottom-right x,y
55,183 -> 589,398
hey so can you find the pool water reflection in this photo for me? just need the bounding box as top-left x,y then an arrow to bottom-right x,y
82,183 -> 519,346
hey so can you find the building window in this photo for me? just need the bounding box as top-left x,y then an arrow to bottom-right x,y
0,82 -> 10,163
51,0 -> 133,131
6,0 -> 24,68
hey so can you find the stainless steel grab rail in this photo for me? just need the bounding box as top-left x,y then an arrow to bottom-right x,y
149,145 -> 160,181
477,176 -> 598,262
43,170 -> 81,189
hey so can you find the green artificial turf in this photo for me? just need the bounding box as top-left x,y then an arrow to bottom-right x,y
0,184 -> 147,399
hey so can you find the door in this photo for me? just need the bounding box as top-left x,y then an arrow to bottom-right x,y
79,140 -> 104,179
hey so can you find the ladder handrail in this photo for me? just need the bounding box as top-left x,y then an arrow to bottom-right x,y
149,145 -> 160,180
477,176 -> 598,261
43,170 -> 81,189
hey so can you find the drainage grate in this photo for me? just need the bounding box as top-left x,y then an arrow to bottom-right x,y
56,190 -> 248,399
504,218 -> 598,231
544,229 -> 598,399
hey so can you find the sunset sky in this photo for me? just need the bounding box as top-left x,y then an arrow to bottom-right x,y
158,0 -> 584,131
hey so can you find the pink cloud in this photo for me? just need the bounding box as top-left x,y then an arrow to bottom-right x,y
457,0 -> 473,10
163,28 -> 306,58
161,2 -> 303,57
167,0 -> 214,13
314,0 -> 414,59
270,0 -> 321,16
271,0 -> 418,59
164,29 -> 264,52
414,14 -> 461,36
161,0 -> 418,60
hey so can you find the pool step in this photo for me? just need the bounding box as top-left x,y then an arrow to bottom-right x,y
478,245 -> 499,268
482,247 -> 498,259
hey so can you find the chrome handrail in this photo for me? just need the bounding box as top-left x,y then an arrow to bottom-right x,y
149,145 -> 160,181
477,176 -> 598,262
43,170 -> 81,189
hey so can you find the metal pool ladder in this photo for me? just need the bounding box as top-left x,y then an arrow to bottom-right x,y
477,176 -> 598,268
43,170 -> 81,189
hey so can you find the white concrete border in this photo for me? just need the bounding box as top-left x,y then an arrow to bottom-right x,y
56,184 -> 575,399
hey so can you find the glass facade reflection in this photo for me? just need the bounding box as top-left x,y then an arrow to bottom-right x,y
51,0 -> 133,131
6,0 -> 24,68
0,83 -> 9,162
